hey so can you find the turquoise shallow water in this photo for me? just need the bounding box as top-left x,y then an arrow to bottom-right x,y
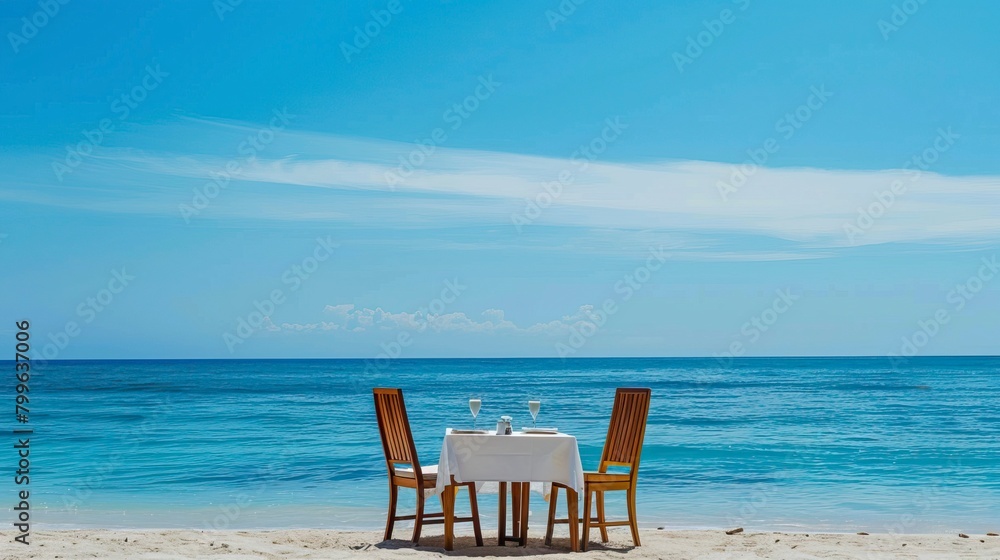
6,357 -> 1000,533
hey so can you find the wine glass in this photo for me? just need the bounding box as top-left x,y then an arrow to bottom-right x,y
528,399 -> 541,428
469,398 -> 482,430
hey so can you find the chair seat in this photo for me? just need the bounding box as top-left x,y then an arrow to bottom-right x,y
584,471 -> 630,483
396,464 -> 438,481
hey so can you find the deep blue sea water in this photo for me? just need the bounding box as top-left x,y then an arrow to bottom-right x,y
6,357 -> 999,533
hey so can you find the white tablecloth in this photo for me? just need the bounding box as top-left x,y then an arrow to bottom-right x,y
435,429 -> 584,497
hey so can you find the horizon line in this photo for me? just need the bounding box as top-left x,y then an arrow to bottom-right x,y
6,354 -> 999,363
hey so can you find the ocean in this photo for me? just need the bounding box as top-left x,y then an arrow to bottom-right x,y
10,357 -> 1000,534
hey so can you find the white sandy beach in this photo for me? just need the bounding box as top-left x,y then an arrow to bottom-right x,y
4,529 -> 999,559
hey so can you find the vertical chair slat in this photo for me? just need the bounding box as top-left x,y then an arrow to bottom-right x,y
605,394 -> 622,466
622,393 -> 640,462
623,393 -> 640,461
389,396 -> 404,462
604,393 -> 622,467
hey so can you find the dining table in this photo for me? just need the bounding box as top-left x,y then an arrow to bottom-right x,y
435,428 -> 585,551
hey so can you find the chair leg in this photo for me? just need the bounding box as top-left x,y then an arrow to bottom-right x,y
412,489 -> 425,544
566,487 -> 580,552
627,487 -> 640,546
596,489 -> 609,542
467,483 -> 483,547
544,485 -> 559,546
443,485 -> 456,551
582,485 -> 593,552
383,482 -> 398,541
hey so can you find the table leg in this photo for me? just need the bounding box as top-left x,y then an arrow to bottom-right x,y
511,482 -> 521,541
443,485 -> 455,551
498,481 -> 533,546
497,482 -> 507,546
565,487 -> 580,552
519,481 -> 530,546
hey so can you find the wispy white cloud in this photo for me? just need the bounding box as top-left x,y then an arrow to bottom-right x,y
278,303 -> 602,336
4,119 -> 999,259
234,155 -> 998,248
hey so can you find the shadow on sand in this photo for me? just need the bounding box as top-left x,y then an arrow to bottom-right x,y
373,533 -> 637,556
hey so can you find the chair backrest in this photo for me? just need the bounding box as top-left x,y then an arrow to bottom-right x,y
599,388 -> 651,478
373,388 -> 423,478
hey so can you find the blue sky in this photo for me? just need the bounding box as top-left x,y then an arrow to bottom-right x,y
1,0 -> 998,360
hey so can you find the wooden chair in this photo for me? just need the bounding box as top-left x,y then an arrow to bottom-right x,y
545,387 -> 650,551
373,388 -> 483,546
